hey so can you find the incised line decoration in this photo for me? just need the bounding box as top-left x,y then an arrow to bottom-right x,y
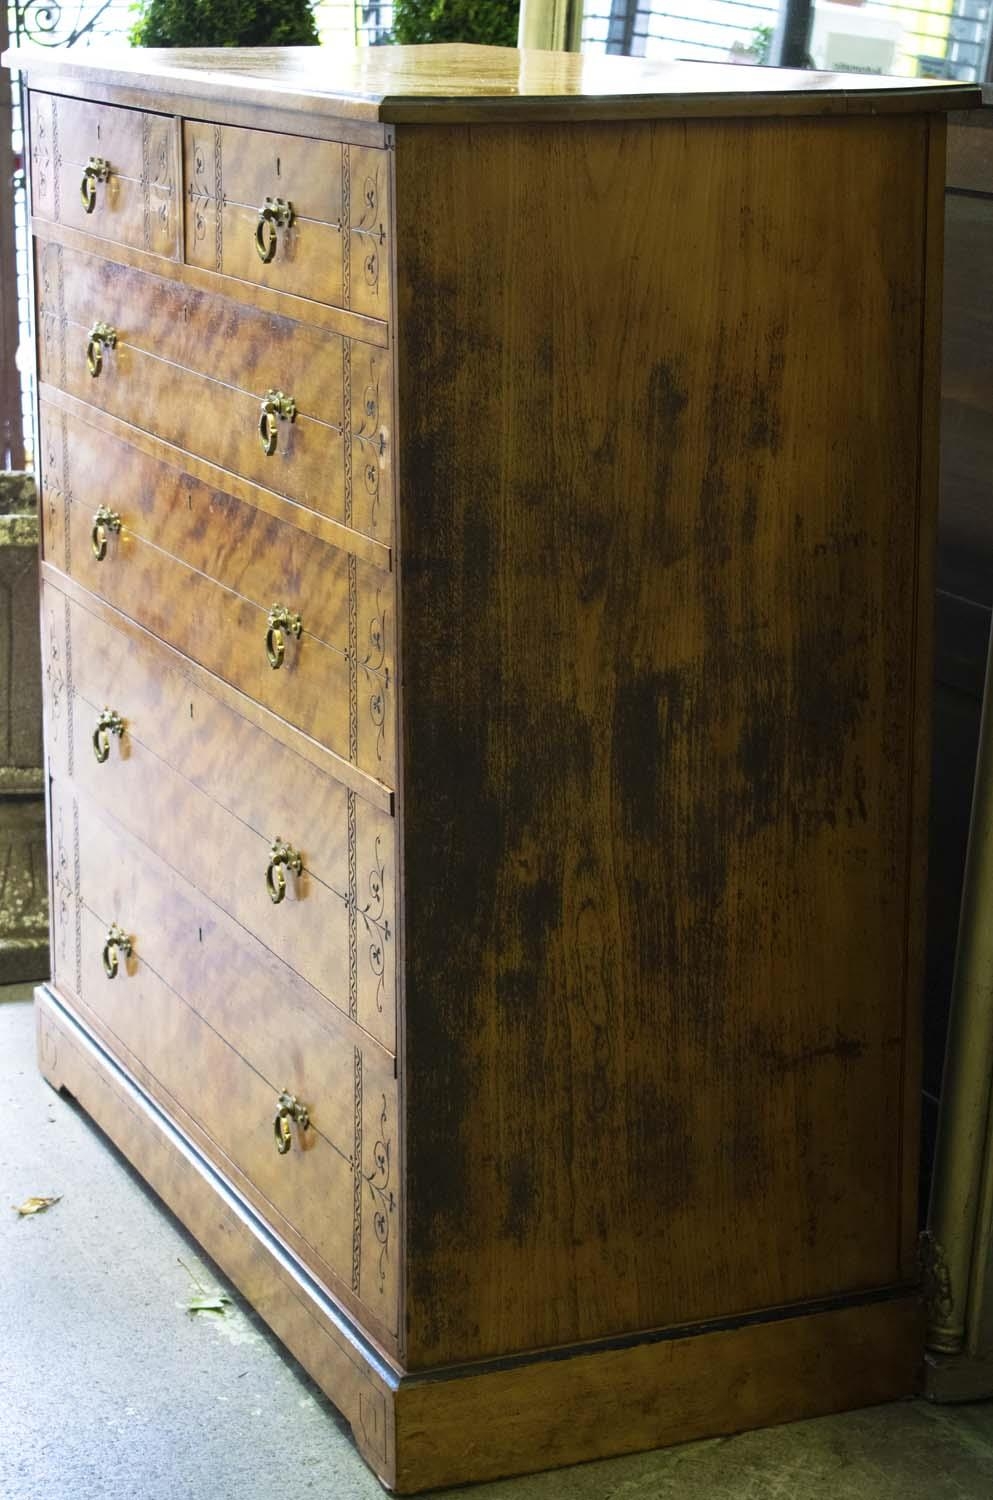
362,586 -> 389,764
53,806 -> 72,972
213,123 -> 223,272
347,788 -> 358,1023
141,113 -> 151,252
347,553 -> 358,763
341,144 -> 351,309
63,593 -> 74,777
352,351 -> 386,533
52,98 -> 60,221
363,1093 -> 394,1296
352,1045 -> 362,1293
342,340 -> 353,528
44,603 -> 66,753
353,163 -> 385,298
72,797 -> 82,998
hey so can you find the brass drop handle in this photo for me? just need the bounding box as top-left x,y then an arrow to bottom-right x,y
254,196 -> 294,264
266,838 -> 302,905
92,708 -> 125,764
266,604 -> 302,669
102,923 -> 132,979
258,390 -> 297,457
80,155 -> 111,213
86,321 -> 117,378
273,1090 -> 310,1155
91,505 -> 123,560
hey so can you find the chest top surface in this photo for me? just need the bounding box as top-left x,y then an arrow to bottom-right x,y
2,42 -> 982,123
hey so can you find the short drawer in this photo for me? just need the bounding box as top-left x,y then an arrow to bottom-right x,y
49,778 -> 399,1338
184,119 -> 391,322
36,241 -> 393,540
29,92 -> 179,259
40,400 -> 395,782
43,580 -> 397,1052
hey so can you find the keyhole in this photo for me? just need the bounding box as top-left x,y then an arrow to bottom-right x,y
276,156 -> 281,177
187,491 -> 192,510
96,122 -> 101,140
189,702 -> 194,718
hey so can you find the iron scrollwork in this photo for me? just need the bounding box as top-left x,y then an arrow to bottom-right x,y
12,0 -> 119,49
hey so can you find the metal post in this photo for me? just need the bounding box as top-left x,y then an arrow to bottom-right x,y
517,0 -> 583,52
928,622 -> 993,1354
771,0 -> 813,69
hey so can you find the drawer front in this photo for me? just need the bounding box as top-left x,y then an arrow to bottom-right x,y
43,581 -> 397,1051
40,402 -> 395,782
36,242 -> 393,540
30,92 -> 178,259
49,778 -> 399,1337
184,120 -> 391,322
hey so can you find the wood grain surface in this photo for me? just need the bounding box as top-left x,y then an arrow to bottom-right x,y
35,242 -> 393,540
16,51 -> 954,1488
38,384 -> 392,569
33,216 -> 389,347
392,1295 -> 922,1491
40,400 -> 392,644
47,244 -> 351,421
39,402 -> 395,779
39,562 -> 393,813
42,578 -> 397,1051
48,778 -> 400,1341
395,113 -> 932,1365
184,121 -> 391,320
8,45 -> 979,126
34,985 -> 921,1495
29,91 -> 178,257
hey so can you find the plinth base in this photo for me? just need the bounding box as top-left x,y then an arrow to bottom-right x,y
36,984 -> 924,1492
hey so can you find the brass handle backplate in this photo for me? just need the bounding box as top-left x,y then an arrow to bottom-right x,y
274,1090 -> 310,1155
80,155 -> 111,213
266,604 -> 303,669
266,838 -> 303,905
86,321 -> 117,378
258,390 -> 297,457
91,505 -> 123,560
102,923 -> 133,979
254,196 -> 295,264
92,707 -> 125,764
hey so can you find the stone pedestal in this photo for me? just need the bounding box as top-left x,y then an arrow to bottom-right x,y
0,472 -> 48,984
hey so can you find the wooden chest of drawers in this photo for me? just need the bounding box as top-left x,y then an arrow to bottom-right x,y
3,41 -> 979,1491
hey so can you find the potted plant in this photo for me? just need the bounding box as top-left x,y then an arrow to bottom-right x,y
130,0 -> 320,48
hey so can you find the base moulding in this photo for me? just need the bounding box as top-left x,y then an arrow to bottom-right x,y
35,983 -> 923,1493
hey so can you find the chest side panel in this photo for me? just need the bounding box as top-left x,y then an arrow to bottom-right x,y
395,113 -> 932,1366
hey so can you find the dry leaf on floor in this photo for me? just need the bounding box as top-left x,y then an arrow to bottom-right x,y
186,1292 -> 232,1317
14,1195 -> 61,1217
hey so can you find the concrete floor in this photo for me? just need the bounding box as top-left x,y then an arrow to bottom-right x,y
3,988 -> 993,1500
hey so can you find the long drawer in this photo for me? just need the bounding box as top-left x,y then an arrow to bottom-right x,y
39,401 -> 395,782
42,579 -> 396,1052
36,240 -> 393,539
183,119 -> 391,322
49,777 -> 399,1340
29,93 -> 179,259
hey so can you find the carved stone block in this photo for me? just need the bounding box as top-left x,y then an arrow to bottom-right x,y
0,471 -> 48,985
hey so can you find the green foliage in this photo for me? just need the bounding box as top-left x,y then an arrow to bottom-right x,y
130,0 -> 320,48
749,24 -> 773,64
391,0 -> 519,48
